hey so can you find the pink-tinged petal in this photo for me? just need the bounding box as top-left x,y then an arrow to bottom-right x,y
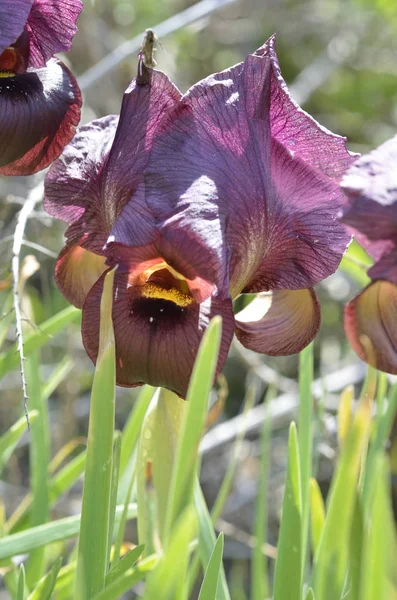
44,115 -> 119,253
235,288 -> 320,355
111,36 -> 353,298
55,241 -> 107,308
259,35 -> 357,181
241,142 -> 350,293
368,247 -> 397,285
0,0 -> 33,55
25,0 -> 83,68
81,271 -> 235,397
0,60 -> 81,176
45,69 -> 180,254
344,280 -> 397,374
341,135 -> 397,243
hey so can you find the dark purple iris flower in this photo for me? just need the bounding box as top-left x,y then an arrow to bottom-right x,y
0,0 -> 82,175
341,134 -> 397,373
44,36 -> 354,397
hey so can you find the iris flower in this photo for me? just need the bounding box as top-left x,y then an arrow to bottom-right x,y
44,36 -> 354,397
341,134 -> 397,373
0,0 -> 82,175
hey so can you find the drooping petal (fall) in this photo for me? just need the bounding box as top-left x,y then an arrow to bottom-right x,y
55,241 -> 107,308
0,60 -> 81,175
110,36 -> 353,299
341,134 -> 397,244
235,288 -> 320,355
344,280 -> 397,374
81,271 -> 235,397
0,0 -> 33,55
25,0 -> 83,68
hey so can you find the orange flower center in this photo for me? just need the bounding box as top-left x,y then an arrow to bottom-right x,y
0,48 -> 17,77
135,262 -> 194,308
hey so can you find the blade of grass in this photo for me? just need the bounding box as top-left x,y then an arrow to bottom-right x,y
198,533 -> 224,600
119,385 -> 155,478
0,410 -> 38,476
107,433 -> 122,567
309,478 -> 325,557
105,545 -> 144,586
0,504 -> 137,560
194,481 -> 231,600
113,460 -> 136,565
41,357 -> 74,402
313,393 -> 372,600
0,305 -> 80,379
298,343 -> 313,578
27,558 -> 62,600
92,554 -> 158,600
164,316 -> 222,545
75,268 -> 116,598
362,383 -> 397,511
17,565 -> 26,600
26,349 -> 50,590
273,422 -> 302,600
251,386 -> 273,600
360,458 -> 391,600
143,507 -> 197,600
348,496 -> 364,600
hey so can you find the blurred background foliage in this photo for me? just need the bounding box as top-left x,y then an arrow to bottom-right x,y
1,0 -> 397,596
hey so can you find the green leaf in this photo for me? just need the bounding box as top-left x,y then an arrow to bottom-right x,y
0,411 -> 38,477
198,533 -> 224,600
359,458 -> 392,600
313,394 -> 372,600
75,268 -> 117,597
251,387 -> 273,600
273,422 -> 302,600
92,554 -> 158,600
348,496 -> 364,600
0,306 -> 80,379
194,482 -> 231,600
309,478 -> 325,557
144,507 -> 197,600
26,349 -> 50,590
105,545 -> 144,586
298,343 -> 314,577
41,357 -> 74,401
107,432 -> 122,567
305,589 -> 315,600
17,564 -> 26,600
164,316 -> 222,544
27,557 -> 62,600
0,504 -> 137,560
119,385 -> 155,478
137,388 -> 186,553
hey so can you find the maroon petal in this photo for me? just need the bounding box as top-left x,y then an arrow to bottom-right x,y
0,0 -> 33,55
45,70 -> 180,253
341,135 -> 397,244
241,141 -> 351,293
0,59 -> 81,176
44,115 -> 119,253
235,288 -> 321,355
55,241 -> 107,308
110,36 -> 353,298
82,271 -> 235,397
344,280 -> 397,374
25,0 -> 83,68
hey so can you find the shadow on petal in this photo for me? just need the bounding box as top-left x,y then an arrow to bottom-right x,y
0,59 -> 81,176
235,288 -> 320,356
82,271 -> 235,397
55,241 -> 107,309
344,280 -> 397,374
